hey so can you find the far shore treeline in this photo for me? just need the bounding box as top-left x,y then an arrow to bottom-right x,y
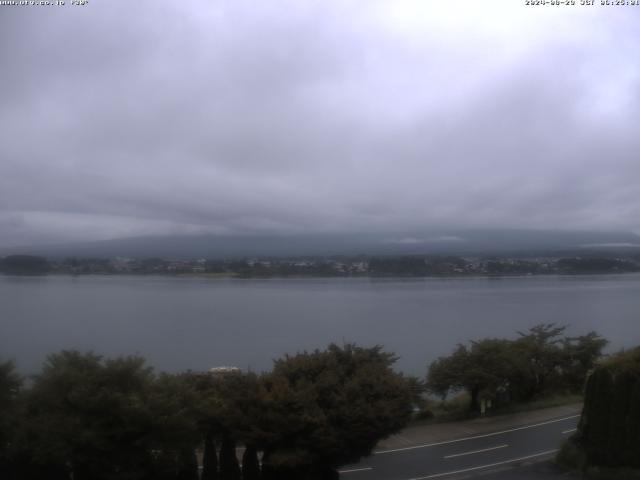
1,253 -> 640,277
0,325 -> 609,480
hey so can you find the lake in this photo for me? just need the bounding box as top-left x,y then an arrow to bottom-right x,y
1,274 -> 639,376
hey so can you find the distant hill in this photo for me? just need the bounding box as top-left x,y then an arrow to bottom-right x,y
2,229 -> 639,259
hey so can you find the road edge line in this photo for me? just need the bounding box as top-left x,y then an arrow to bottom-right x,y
409,449 -> 558,479
375,415 -> 579,455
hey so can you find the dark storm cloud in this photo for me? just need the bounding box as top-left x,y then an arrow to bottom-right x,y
1,0 -> 639,246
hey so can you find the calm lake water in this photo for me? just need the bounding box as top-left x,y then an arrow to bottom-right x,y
1,274 -> 639,376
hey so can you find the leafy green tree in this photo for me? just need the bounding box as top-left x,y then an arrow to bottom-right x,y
426,345 -> 469,400
259,343 -> 413,479
427,339 -> 517,412
405,375 -> 428,413
561,332 -> 608,391
427,325 -> 608,414
512,324 -> 567,399
16,351 -> 159,479
12,351 -> 204,480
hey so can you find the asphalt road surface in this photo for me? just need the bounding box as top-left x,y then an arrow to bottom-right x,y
339,415 -> 580,480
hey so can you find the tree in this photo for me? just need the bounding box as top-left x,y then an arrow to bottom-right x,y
241,445 -> 260,480
15,351 -> 176,480
511,324 -> 567,400
559,347 -> 640,472
368,256 -> 428,276
147,373 -> 202,478
0,255 -> 49,274
427,325 -> 608,416
259,344 -> 413,479
427,339 -> 518,412
219,436 -> 241,480
201,431 -> 218,480
186,370 -> 265,480
426,345 -> 470,400
561,332 -> 608,391
176,448 -> 199,480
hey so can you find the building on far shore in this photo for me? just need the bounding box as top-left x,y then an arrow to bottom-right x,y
209,366 -> 241,374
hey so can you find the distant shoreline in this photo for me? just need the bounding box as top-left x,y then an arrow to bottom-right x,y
4,253 -> 639,278
2,271 -> 640,280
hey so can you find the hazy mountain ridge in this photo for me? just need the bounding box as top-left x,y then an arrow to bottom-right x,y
3,229 -> 640,259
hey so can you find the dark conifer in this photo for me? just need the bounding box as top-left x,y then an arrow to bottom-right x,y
241,445 -> 261,480
201,431 -> 219,480
576,347 -> 640,468
219,435 -> 241,480
176,448 -> 199,480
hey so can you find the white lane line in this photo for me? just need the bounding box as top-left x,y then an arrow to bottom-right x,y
409,449 -> 558,479
562,428 -> 577,434
443,444 -> 508,459
375,415 -> 580,455
338,467 -> 373,474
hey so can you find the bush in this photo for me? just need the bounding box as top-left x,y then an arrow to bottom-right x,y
578,347 -> 640,469
556,437 -> 587,471
413,408 -> 435,421
558,347 -> 640,477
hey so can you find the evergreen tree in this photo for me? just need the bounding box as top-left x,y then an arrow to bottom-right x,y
201,432 -> 218,480
219,435 -> 241,480
574,347 -> 640,468
176,448 -> 199,480
241,445 -> 261,480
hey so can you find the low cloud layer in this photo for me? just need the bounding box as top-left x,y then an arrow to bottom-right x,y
1,1 -> 639,246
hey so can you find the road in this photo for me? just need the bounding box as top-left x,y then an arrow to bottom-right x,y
339,414 -> 579,480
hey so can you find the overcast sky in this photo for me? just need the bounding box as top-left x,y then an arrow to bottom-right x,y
1,0 -> 639,247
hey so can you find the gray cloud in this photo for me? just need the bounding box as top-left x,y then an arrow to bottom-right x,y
1,0 -> 639,246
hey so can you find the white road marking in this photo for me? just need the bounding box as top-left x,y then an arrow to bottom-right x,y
443,444 -> 508,459
339,467 -> 373,474
375,415 -> 580,455
409,449 -> 558,479
562,428 -> 577,434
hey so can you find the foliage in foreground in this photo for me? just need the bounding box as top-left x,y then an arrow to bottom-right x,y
260,345 -> 412,478
558,346 -> 640,477
426,324 -> 607,413
0,344 -> 413,480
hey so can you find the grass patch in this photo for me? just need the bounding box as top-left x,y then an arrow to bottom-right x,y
410,392 -> 472,425
557,441 -> 640,480
410,392 -> 582,426
487,393 -> 583,416
556,437 -> 587,471
582,467 -> 640,480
